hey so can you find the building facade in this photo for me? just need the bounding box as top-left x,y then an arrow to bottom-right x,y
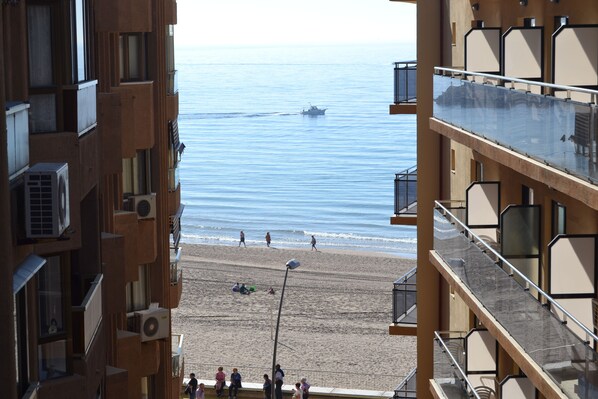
390,1 -> 598,398
1,0 -> 184,398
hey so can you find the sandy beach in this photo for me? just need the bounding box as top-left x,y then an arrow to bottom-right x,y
172,244 -> 417,391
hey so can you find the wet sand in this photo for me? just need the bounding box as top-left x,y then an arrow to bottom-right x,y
172,244 -> 417,391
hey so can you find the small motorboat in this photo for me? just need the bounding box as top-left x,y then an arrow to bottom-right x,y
301,105 -> 326,116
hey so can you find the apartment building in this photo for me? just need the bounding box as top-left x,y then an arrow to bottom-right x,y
0,0 -> 184,398
390,1 -> 598,398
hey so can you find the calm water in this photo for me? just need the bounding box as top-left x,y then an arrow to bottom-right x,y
177,43 -> 417,257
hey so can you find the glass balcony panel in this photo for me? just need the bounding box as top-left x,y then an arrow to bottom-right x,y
394,61 -> 417,104
393,267 -> 417,324
394,166 -> 417,215
434,332 -> 471,399
434,204 -> 598,398
433,71 -> 598,183
394,367 -> 416,399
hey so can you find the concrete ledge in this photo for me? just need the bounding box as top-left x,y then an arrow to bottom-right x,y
183,379 -> 394,399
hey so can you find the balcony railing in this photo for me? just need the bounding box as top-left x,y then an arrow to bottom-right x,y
6,101 -> 30,179
167,70 -> 179,95
170,246 -> 182,284
434,201 -> 598,398
433,67 -> 598,184
172,333 -> 184,378
394,165 -> 417,215
72,274 -> 103,354
394,61 -> 417,104
433,331 -> 480,399
394,367 -> 416,399
393,267 -> 417,325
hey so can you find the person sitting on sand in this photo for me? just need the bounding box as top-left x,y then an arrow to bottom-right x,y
232,282 -> 240,292
239,283 -> 250,295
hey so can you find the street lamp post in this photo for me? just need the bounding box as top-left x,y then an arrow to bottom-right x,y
272,259 -> 300,399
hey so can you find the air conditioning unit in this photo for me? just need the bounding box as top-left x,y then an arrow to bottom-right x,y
25,162 -> 70,238
129,193 -> 156,219
135,307 -> 169,342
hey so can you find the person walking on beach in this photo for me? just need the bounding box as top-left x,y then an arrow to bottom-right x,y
185,373 -> 198,399
292,382 -> 303,399
274,364 -> 284,399
239,231 -> 246,247
310,235 -> 317,251
197,383 -> 206,399
265,232 -> 271,247
215,366 -> 226,397
229,368 -> 242,399
263,374 -> 272,399
300,377 -> 311,399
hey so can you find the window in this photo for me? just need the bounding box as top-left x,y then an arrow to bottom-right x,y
73,0 -> 90,82
122,150 -> 151,197
37,256 -> 69,381
14,288 -> 30,396
451,22 -> 457,46
119,33 -> 148,81
471,159 -> 483,182
552,201 -> 566,238
126,265 -> 150,313
522,185 -> 534,205
451,149 -> 456,172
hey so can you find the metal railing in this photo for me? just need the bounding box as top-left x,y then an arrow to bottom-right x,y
392,267 -> 417,324
434,201 -> 598,398
394,367 -> 416,399
434,331 -> 480,399
394,165 -> 417,215
394,61 -> 417,104
172,333 -> 184,378
433,67 -> 598,184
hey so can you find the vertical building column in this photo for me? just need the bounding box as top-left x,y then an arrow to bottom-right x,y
416,1 -> 442,398
0,6 -> 18,399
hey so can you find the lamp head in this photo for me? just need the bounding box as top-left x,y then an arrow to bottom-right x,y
286,259 -> 300,269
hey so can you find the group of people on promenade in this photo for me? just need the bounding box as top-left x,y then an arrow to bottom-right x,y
184,364 -> 311,399
239,230 -> 318,251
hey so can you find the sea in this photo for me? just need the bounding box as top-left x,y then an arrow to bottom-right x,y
176,43 -> 417,258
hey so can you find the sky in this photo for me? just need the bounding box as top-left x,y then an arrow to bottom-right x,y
175,0 -> 416,47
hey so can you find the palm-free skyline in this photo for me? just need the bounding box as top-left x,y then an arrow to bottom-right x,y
175,0 -> 416,47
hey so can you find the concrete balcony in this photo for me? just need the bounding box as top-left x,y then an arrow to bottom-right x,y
389,267 -> 417,336
63,80 -> 98,136
72,274 -> 103,355
168,181 -> 181,216
164,0 -> 177,25
111,81 -> 155,158
390,61 -> 416,115
169,247 -> 183,309
113,211 -> 157,282
432,68 -> 598,210
432,201 -> 598,399
95,0 -> 152,32
390,165 -> 417,226
171,333 -> 185,397
116,330 -> 160,398
6,101 -> 30,180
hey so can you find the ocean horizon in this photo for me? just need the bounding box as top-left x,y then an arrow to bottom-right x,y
176,43 -> 417,258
